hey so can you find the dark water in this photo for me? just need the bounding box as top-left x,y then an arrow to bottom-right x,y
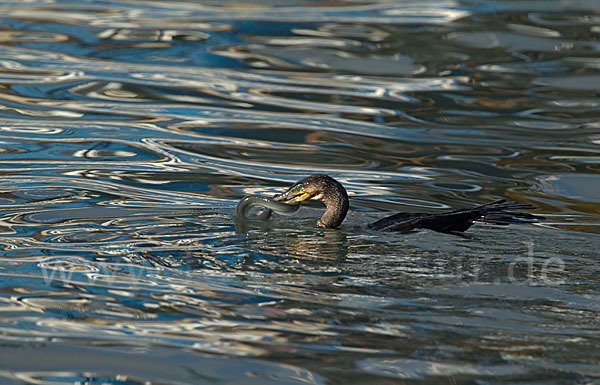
0,0 -> 599,384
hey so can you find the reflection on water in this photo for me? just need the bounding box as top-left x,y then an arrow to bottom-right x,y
0,0 -> 599,384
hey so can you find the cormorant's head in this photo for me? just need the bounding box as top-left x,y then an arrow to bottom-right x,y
274,174 -> 329,204
274,174 -> 349,228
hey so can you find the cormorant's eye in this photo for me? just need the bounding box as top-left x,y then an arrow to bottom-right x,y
295,186 -> 302,192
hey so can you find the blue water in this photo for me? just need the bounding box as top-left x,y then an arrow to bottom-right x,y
0,0 -> 598,384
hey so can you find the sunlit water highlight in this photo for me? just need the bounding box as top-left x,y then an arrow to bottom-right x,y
0,0 -> 598,384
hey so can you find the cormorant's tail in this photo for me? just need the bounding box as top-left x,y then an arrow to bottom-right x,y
474,199 -> 540,226
367,199 -> 543,233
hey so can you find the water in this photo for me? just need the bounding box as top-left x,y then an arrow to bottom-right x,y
0,0 -> 599,383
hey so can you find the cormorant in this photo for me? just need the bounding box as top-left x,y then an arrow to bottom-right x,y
271,174 -> 541,233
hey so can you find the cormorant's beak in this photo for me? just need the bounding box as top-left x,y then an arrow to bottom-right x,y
274,184 -> 312,204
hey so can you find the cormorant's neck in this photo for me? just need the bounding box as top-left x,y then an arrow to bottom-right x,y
316,179 -> 349,228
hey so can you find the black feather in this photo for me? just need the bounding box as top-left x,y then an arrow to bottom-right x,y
367,199 -> 543,233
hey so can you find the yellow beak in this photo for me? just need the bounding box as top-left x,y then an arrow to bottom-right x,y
297,191 -> 312,201
275,185 -> 312,204
287,188 -> 311,203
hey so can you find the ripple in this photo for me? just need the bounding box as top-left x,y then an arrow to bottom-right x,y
538,174 -> 600,203
0,125 -> 62,136
0,342 -> 325,385
0,1 -> 598,384
535,74 -> 600,91
358,358 -> 529,380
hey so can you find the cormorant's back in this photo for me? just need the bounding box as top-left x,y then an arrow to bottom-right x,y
367,200 -> 540,233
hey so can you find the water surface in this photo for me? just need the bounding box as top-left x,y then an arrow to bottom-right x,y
0,0 -> 599,384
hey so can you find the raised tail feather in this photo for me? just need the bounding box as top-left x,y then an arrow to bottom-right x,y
473,199 -> 540,225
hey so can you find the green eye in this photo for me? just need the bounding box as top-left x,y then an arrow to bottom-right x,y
295,186 -> 302,192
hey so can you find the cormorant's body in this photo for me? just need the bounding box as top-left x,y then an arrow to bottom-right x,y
366,199 -> 538,233
274,174 -> 540,233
